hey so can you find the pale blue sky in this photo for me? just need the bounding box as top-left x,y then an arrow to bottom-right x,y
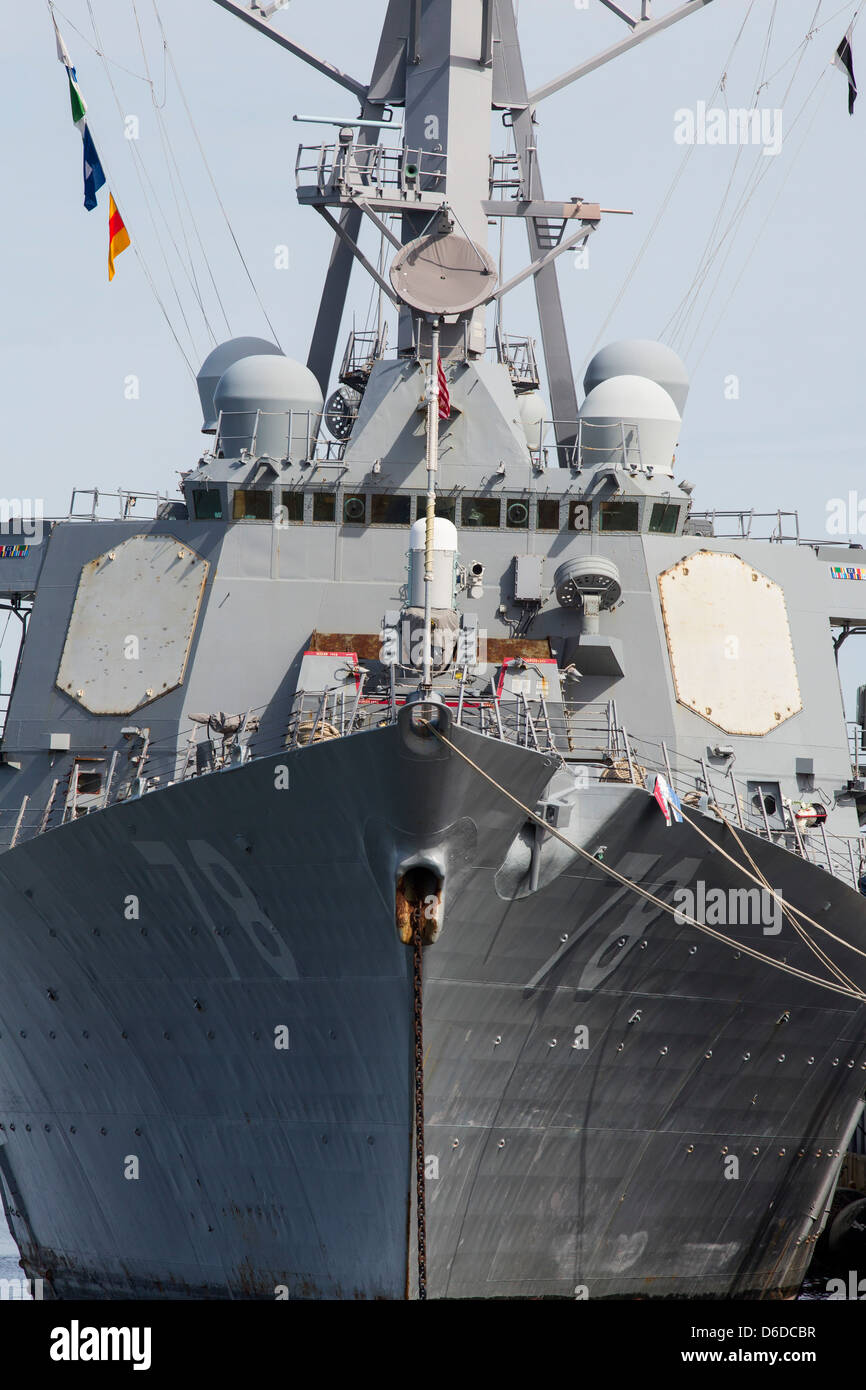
2,0 -> 865,698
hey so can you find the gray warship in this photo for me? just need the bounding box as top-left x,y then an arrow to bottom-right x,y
1,0 -> 866,1300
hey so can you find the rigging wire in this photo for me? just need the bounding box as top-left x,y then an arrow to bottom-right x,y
664,0 -> 788,348
45,0 -> 196,377
677,0 -> 861,362
664,0 -> 828,353
150,0 -> 284,350
689,0 -> 860,368
130,0 -> 221,345
585,0 -> 759,360
687,65 -> 830,368
50,0 -> 155,84
422,722 -> 866,1002
690,70 -> 829,371
83,0 -> 206,364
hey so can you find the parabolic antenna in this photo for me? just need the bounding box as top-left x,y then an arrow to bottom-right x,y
390,231 -> 497,315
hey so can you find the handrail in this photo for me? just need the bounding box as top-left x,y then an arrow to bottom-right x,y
0,681 -> 863,894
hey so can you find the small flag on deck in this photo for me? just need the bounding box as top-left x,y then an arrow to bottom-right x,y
108,194 -> 130,280
437,355 -> 451,420
834,26 -> 857,114
653,773 -> 683,827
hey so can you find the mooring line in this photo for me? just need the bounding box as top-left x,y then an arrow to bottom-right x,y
421,723 -> 866,1004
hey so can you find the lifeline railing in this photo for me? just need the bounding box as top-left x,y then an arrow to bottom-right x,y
0,691 -> 625,852
528,418 -> 644,473
282,686 -> 624,761
295,140 -> 446,200
66,488 -> 175,521
1,683 -> 864,892
623,728 -> 866,893
686,510 -> 801,543
211,407 -> 358,464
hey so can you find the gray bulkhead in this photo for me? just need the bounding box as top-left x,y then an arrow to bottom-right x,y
2,434 -> 865,852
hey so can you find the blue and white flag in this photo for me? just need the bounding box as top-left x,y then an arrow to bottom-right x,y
81,124 -> 106,211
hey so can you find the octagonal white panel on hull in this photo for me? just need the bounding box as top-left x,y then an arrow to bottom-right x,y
658,550 -> 802,735
57,534 -> 208,714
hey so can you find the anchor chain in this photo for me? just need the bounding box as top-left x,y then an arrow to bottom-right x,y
412,909 -> 427,1300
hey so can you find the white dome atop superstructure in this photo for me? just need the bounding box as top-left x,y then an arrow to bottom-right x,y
213,355 -> 323,461
196,336 -> 283,432
579,373 -> 681,476
583,339 -> 689,415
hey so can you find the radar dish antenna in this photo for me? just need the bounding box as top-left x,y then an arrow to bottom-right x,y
390,230 -> 497,317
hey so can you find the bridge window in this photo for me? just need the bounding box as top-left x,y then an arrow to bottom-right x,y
279,491 -> 304,524
415,495 -> 456,523
371,493 -> 411,525
649,503 -> 680,534
232,489 -> 273,521
599,500 -> 639,533
536,499 -> 560,530
506,499 -> 529,529
461,496 -> 501,527
342,493 -> 367,524
192,489 -> 223,520
312,492 -> 336,522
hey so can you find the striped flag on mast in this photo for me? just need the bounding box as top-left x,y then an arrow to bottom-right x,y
834,25 -> 857,114
108,194 -> 131,281
437,355 -> 451,420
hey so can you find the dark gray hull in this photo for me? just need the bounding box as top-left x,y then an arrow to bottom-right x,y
0,719 -> 864,1298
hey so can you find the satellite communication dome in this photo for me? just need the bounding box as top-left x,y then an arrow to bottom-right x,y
517,390 -> 549,449
196,336 -> 283,432
579,374 -> 680,476
582,339 -> 689,415
213,355 -> 323,461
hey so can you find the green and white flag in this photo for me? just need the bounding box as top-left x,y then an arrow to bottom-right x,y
51,10 -> 105,209
52,12 -> 86,128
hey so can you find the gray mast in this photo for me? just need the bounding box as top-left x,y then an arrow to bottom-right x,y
213,0 -> 717,413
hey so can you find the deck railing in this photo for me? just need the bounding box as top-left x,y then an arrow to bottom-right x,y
0,683 -> 864,892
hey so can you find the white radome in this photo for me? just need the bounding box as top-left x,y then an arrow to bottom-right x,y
579,373 -> 681,476
213,355 -> 324,460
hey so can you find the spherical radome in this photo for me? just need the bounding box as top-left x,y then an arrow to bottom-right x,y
196,336 -> 283,431
579,374 -> 681,476
583,339 -> 689,415
214,355 -> 323,415
214,356 -> 324,460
